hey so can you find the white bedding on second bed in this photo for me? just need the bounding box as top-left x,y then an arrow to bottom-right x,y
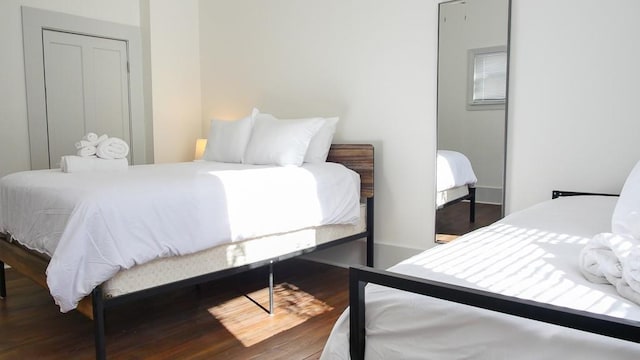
321,196 -> 640,359
0,161 -> 361,312
436,150 -> 477,192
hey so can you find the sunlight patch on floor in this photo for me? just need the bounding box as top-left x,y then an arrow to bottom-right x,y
208,282 -> 333,347
436,233 -> 460,244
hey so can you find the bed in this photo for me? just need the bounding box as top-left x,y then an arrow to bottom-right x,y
322,188 -> 640,359
436,150 -> 477,222
0,143 -> 374,360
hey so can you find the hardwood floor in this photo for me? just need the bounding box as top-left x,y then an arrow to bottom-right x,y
0,259 -> 348,359
436,201 -> 502,243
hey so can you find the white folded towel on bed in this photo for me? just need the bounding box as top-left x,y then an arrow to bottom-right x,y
615,280 -> 640,305
96,137 -> 129,160
60,155 -> 128,173
74,140 -> 92,149
623,247 -> 640,293
580,232 -> 640,304
75,133 -> 107,157
84,132 -> 98,142
77,145 -> 97,157
580,233 -> 622,284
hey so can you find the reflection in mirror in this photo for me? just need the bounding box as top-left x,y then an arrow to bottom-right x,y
435,0 -> 510,243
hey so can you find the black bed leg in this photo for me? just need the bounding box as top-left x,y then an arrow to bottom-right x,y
469,188 -> 476,223
349,268 -> 366,360
268,261 -> 275,316
92,286 -> 106,360
366,197 -> 375,267
0,261 -> 6,298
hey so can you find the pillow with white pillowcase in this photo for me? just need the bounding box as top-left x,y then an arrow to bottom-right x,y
243,113 -> 325,166
203,109 -> 258,163
304,117 -> 339,163
612,159 -> 640,238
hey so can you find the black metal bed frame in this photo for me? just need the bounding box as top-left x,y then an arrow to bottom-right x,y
0,197 -> 374,360
438,186 -> 476,223
349,191 -> 639,359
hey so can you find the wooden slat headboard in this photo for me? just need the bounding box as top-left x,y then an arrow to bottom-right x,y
327,144 -> 374,198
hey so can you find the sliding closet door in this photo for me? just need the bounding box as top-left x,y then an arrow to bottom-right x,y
42,30 -> 131,168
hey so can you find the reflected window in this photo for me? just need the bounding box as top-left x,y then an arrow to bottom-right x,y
467,46 -> 507,109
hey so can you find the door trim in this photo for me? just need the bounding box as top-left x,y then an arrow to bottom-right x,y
22,6 -> 151,169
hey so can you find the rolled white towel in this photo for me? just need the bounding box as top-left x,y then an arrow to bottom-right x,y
96,137 -> 129,160
75,140 -> 93,149
579,246 -> 611,284
608,232 -> 639,259
83,132 -> 98,143
95,134 -> 108,145
77,145 -> 97,157
77,133 -> 108,147
579,233 -> 638,285
623,247 -> 640,293
60,155 -> 128,173
615,280 -> 640,305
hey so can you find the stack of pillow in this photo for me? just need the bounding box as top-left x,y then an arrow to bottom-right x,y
612,161 -> 640,242
202,108 -> 339,166
611,161 -> 640,298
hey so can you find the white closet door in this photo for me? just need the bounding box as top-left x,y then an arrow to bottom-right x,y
43,30 -> 131,168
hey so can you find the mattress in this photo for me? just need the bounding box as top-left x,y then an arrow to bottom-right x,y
0,161 -> 361,312
321,195 -> 640,359
436,185 -> 469,208
103,203 -> 366,298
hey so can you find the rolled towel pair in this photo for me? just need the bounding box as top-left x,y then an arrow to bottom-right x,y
623,247 -> 640,293
60,155 -> 128,173
77,146 -> 97,157
580,232 -> 640,304
96,137 -> 129,160
579,233 -> 627,285
75,133 -> 108,149
75,133 -> 108,157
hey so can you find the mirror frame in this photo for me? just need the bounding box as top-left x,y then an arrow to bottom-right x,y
435,0 -> 512,242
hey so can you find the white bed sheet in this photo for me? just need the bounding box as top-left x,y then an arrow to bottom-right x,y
0,161 -> 361,312
437,150 -> 477,192
321,196 -> 640,359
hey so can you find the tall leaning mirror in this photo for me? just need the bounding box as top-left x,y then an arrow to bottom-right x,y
435,0 -> 511,243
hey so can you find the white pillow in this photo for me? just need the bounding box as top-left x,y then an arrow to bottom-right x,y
243,113 -> 325,166
202,109 -> 258,163
304,117 -> 339,163
612,160 -> 640,238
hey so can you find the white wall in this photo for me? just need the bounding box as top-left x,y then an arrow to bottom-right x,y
0,0 -> 201,173
0,0 -> 140,178
147,0 -> 202,163
437,0 -> 509,204
199,0 -> 440,257
506,0 -> 640,213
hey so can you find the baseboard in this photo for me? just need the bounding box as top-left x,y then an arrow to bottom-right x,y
302,240 -> 423,270
475,186 -> 503,205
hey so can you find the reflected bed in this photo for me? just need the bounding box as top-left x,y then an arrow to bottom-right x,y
436,150 -> 478,222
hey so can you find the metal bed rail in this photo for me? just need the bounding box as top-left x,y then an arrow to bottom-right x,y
349,265 -> 640,360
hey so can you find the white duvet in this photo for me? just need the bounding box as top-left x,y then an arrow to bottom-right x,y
0,161 -> 361,312
322,196 -> 640,359
436,150 -> 477,192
